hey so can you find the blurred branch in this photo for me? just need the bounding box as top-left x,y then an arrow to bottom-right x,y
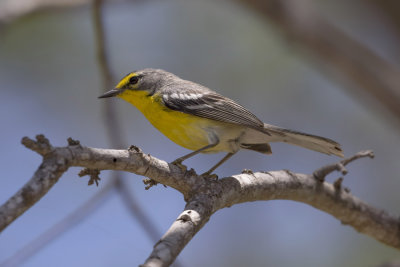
93,0 -> 114,90
93,0 -> 163,249
368,0 -> 400,36
93,0 -> 123,148
0,0 -> 89,24
2,135 -> 398,266
0,0 -> 123,24
116,179 -> 162,242
378,260 -> 400,267
3,0 -> 400,126
236,0 -> 400,126
0,1 -> 162,265
1,178 -> 116,267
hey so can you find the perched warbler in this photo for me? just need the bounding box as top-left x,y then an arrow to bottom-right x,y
99,69 -> 343,176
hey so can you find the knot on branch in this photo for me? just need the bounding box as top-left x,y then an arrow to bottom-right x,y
241,169 -> 254,175
21,134 -> 53,156
178,211 -> 193,222
333,177 -> 343,190
67,137 -> 81,147
79,168 -> 101,186
313,150 -> 374,182
143,178 -> 160,190
128,145 -> 142,153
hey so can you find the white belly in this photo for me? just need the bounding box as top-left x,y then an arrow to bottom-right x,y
200,123 -> 270,154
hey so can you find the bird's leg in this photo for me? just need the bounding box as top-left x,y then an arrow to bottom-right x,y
172,141 -> 219,173
201,152 -> 236,178
172,134 -> 219,173
172,142 -> 218,165
172,133 -> 219,166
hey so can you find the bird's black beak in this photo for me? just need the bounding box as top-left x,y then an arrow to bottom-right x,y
98,88 -> 121,98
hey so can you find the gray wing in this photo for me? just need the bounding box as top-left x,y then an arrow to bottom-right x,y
161,87 -> 266,131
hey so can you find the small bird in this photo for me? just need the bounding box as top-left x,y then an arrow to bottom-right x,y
99,69 -> 343,176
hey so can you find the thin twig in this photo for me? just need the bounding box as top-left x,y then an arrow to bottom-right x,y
21,134 -> 52,156
313,150 -> 374,181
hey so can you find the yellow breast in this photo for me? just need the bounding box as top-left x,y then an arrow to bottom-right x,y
118,90 -> 213,151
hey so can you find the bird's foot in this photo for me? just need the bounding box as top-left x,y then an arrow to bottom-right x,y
200,171 -> 218,180
171,159 -> 187,172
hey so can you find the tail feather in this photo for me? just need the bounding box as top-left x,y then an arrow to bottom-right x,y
263,124 -> 344,157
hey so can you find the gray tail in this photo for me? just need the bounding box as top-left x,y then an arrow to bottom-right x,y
264,123 -> 344,157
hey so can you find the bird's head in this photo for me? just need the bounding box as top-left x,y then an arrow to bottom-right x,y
98,68 -> 176,99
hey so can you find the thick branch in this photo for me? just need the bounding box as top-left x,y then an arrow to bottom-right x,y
216,171 -> 399,249
2,135 -> 398,267
142,169 -> 399,266
142,199 -> 213,267
0,137 -> 68,231
0,136 -> 196,232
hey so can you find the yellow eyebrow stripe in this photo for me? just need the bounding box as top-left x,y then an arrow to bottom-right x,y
115,73 -> 137,89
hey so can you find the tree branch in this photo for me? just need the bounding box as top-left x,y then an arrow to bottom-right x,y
313,150 -> 374,181
142,200 -> 213,267
142,160 -> 399,266
0,135 -> 194,232
0,136 -> 68,231
217,171 -> 399,248
1,135 -> 397,266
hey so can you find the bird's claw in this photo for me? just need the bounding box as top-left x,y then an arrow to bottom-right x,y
171,159 -> 187,172
200,172 -> 218,180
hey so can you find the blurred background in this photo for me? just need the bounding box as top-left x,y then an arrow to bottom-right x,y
1,0 -> 400,266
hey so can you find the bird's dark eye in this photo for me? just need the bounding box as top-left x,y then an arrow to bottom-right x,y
129,76 -> 139,84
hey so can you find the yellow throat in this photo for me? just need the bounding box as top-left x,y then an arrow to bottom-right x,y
118,89 -> 213,151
